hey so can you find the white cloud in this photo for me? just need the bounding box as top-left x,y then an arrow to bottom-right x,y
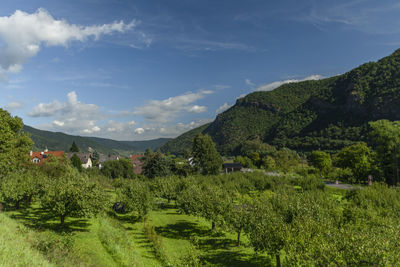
132,90 -> 213,123
188,105 -> 207,113
132,119 -> 213,138
134,128 -> 145,134
106,120 -> 135,133
216,103 -> 232,114
5,101 -> 23,111
256,74 -> 323,91
0,8 -> 136,73
29,91 -> 104,135
245,79 -> 255,86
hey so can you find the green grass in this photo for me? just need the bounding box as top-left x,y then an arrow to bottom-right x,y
3,197 -> 271,267
0,213 -> 52,267
140,201 -> 270,266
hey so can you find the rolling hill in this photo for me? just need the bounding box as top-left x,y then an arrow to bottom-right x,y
161,48 -> 400,155
23,125 -> 171,156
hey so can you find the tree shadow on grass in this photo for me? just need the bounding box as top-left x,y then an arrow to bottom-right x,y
198,237 -> 237,251
8,206 -> 90,233
155,220 -> 211,239
201,250 -> 272,267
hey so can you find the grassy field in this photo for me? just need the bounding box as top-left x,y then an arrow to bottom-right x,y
1,184 -> 349,266
0,213 -> 52,267
2,199 -> 271,266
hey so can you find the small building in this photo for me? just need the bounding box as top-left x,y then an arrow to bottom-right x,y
223,163 -> 243,173
130,154 -> 144,174
98,154 -> 120,169
67,153 -> 93,169
30,150 -> 65,164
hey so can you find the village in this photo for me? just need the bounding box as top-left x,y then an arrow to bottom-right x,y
29,142 -> 244,176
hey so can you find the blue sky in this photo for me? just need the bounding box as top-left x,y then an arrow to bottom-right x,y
1,0 -> 400,140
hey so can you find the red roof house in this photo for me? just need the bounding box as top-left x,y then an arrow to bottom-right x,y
30,150 -> 65,164
130,154 -> 144,174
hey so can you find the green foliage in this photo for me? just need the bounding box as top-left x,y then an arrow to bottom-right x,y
24,125 -> 170,156
97,217 -> 138,266
0,213 -> 52,266
224,200 -> 252,246
152,176 -> 182,203
369,120 -> 400,184
192,133 -> 223,175
143,218 -> 170,265
309,150 -> 332,177
163,49 -> 400,155
0,108 -> 33,177
70,154 -> 83,172
101,158 -> 134,179
273,148 -> 301,172
40,166 -> 107,226
177,183 -> 231,230
32,231 -> 81,266
116,179 -> 152,220
160,123 -> 211,156
261,155 -> 276,170
235,155 -> 255,168
69,141 -> 79,152
334,142 -> 374,183
142,152 -> 171,178
0,169 -> 38,209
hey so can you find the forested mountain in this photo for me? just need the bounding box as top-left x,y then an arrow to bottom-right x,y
162,49 -> 400,155
23,125 -> 170,156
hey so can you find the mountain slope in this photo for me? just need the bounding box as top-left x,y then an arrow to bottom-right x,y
23,125 -> 171,156
160,123 -> 211,156
161,49 -> 400,155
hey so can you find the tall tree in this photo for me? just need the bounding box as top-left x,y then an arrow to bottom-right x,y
334,142 -> 374,183
40,166 -> 106,227
70,141 -> 79,152
116,179 -> 152,220
369,120 -> 400,184
0,109 -> 33,178
309,151 -> 332,178
70,154 -> 83,172
142,152 -> 171,178
192,134 -> 222,175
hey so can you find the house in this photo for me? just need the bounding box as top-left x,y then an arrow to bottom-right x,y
67,153 -> 93,169
30,150 -> 65,164
222,163 -> 243,173
98,154 -> 120,169
130,154 -> 144,174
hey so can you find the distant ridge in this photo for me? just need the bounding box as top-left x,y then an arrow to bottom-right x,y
23,125 -> 171,156
161,49 -> 400,155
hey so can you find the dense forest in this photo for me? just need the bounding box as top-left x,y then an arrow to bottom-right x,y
162,49 -> 400,155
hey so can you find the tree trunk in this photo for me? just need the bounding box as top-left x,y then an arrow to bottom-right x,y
168,198 -> 171,203
212,221 -> 216,230
15,200 -> 20,210
276,254 -> 281,267
237,231 -> 241,246
60,215 -> 65,227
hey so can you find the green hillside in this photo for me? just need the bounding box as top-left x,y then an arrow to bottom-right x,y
160,123 -> 211,156
23,125 -> 171,156
162,48 -> 400,155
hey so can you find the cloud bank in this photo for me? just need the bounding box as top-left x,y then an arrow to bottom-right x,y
132,90 -> 212,123
0,8 -> 135,73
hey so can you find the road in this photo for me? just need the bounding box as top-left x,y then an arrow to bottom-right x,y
325,182 -> 358,190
